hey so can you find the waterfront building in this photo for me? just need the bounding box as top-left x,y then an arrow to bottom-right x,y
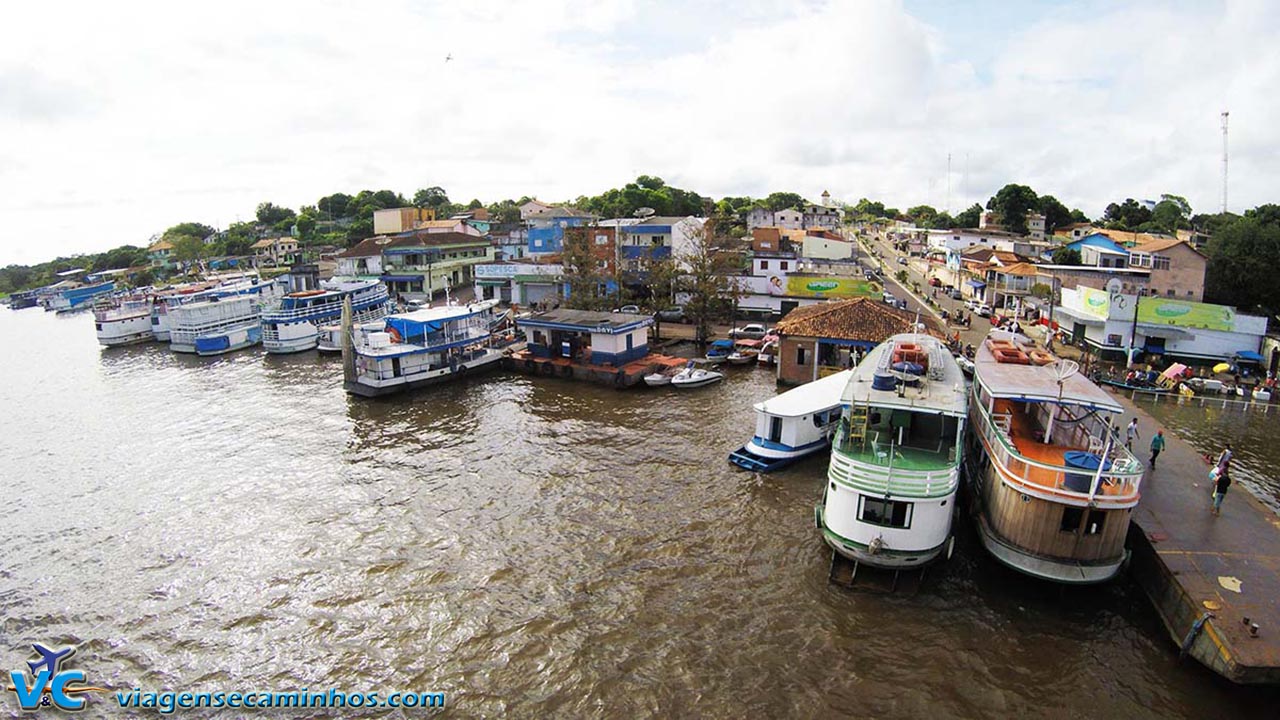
250,237 -> 300,267
517,309 -> 652,367
377,231 -> 494,300
772,298 -> 939,385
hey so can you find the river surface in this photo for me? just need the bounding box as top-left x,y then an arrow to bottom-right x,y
1,308 -> 1277,718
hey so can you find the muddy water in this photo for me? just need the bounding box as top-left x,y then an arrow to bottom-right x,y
0,309 -> 1275,718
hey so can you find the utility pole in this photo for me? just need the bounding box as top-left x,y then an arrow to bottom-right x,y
1221,111 -> 1230,213
946,153 -> 952,215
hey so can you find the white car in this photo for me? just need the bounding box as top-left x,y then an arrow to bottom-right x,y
882,292 -> 896,305
729,323 -> 769,340
974,303 -> 992,317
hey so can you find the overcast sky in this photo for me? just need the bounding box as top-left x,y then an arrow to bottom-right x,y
2,0 -> 1277,266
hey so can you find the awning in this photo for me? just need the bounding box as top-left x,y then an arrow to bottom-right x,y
1144,344 -> 1165,354
476,279 -> 508,286
1235,350 -> 1264,362
967,279 -> 986,288
380,274 -> 421,283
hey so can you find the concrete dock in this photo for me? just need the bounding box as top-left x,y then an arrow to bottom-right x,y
503,350 -> 687,388
1119,393 -> 1280,684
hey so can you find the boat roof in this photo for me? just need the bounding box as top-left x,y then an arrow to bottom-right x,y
841,333 -> 968,416
755,369 -> 853,417
385,299 -> 497,324
974,330 -> 1121,412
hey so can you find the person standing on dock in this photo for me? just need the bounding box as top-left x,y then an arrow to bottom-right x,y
1211,467 -> 1232,516
1125,417 -> 1140,451
1149,430 -> 1166,468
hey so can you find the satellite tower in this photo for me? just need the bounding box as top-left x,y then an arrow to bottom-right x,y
1221,111 -> 1229,213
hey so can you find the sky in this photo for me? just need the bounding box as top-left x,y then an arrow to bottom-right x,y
2,0 -> 1278,266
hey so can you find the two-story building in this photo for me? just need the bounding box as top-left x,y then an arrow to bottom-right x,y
563,225 -> 619,277
148,240 -> 173,269
526,206 -> 595,255
1126,236 -> 1208,302
377,231 -> 494,299
617,216 -> 706,271
334,237 -> 389,277
251,237 -> 299,267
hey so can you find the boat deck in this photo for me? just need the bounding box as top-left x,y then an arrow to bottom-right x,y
1118,394 -> 1280,684
991,398 -> 1130,498
503,350 -> 685,388
836,435 -> 953,472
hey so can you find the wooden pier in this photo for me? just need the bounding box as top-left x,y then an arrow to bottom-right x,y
1118,394 -> 1280,685
502,349 -> 687,388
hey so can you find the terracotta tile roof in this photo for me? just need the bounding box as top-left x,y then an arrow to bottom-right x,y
385,231 -> 490,248
996,262 -> 1042,276
775,298 -> 942,342
250,238 -> 276,249
149,240 -> 173,251
1132,236 -> 1202,255
338,236 -> 395,258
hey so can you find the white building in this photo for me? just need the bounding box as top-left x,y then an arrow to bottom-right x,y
1053,284 -> 1266,363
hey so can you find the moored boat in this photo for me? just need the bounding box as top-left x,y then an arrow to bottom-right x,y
706,339 -> 734,362
44,281 -> 115,313
729,369 -> 852,472
643,366 -> 679,386
167,280 -> 285,354
670,362 -> 723,389
966,330 -> 1144,584
94,295 -> 155,346
260,279 -> 392,354
817,333 -> 968,570
726,339 -> 763,365
343,300 -> 504,397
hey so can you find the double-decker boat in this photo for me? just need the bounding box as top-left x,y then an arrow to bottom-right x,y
167,279 -> 285,355
966,330 -> 1144,584
43,281 -> 115,313
729,369 -> 851,472
94,295 -> 156,346
343,300 -> 504,397
260,279 -> 392,354
817,333 -> 968,569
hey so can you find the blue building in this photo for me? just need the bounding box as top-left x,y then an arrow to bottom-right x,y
526,206 -> 595,255
1061,233 -> 1131,268
517,309 -> 652,367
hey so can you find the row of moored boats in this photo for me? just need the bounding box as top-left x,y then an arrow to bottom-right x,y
730,329 -> 1144,586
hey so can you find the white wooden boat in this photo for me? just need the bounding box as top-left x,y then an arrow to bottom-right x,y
729,369 -> 851,472
260,279 -> 392,354
817,334 -> 967,571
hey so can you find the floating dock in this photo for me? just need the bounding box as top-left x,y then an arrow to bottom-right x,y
503,350 -> 687,388
1120,395 -> 1280,684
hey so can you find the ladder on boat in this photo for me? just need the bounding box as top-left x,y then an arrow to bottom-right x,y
828,551 -> 925,594
846,400 -> 871,450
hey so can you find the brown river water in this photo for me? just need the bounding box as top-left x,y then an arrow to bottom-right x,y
1,308 -> 1277,718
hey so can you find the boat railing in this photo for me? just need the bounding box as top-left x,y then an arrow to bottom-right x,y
829,430 -> 959,498
972,400 -> 1143,504
262,290 -> 388,321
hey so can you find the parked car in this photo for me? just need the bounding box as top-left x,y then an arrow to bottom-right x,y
613,305 -> 641,314
928,277 -> 942,287
948,288 -> 963,300
882,292 -> 896,305
654,306 -> 688,323
729,323 -> 769,340
897,256 -> 908,266
974,303 -> 993,318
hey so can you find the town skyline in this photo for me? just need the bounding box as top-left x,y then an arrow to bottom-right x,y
2,0 -> 1276,266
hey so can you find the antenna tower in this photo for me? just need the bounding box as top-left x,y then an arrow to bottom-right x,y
1221,111 -> 1229,213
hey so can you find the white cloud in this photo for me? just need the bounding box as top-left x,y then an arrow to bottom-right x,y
1,0 -> 1278,265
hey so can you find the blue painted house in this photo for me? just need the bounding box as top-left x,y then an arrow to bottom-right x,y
1061,233 -> 1131,268
526,206 -> 595,255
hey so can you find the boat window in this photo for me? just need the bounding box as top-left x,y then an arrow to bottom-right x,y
1086,510 -> 1106,535
1060,507 -> 1084,532
859,496 -> 912,529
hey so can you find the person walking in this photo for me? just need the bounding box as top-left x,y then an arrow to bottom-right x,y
1149,429 -> 1166,468
1211,466 -> 1232,516
1125,418 -> 1140,451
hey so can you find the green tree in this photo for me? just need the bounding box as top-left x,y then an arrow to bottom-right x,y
1204,217 -> 1280,310
317,193 -> 353,218
413,187 -> 450,212
132,268 -> 155,287
679,222 -> 740,343
256,202 -> 296,226
1038,195 -> 1073,233
560,227 -> 610,310
1103,198 -> 1152,230
853,198 -> 887,218
1051,247 -> 1082,265
169,234 -> 207,265
906,205 -> 938,227
954,203 -> 982,228
1151,194 -> 1192,233
986,184 -> 1039,235
487,199 -> 523,225
762,192 -> 805,212
162,222 -> 215,242
295,214 -> 317,242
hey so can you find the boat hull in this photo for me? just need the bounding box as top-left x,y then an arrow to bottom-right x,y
643,375 -> 672,387
99,331 -> 155,347
974,512 -> 1125,584
195,325 -> 262,356
819,507 -> 949,569
344,349 -> 504,397
672,377 -> 721,388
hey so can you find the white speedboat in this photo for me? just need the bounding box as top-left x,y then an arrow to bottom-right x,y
344,300 -> 505,397
966,330 -> 1144,584
260,279 -> 392,354
817,334 -> 968,570
729,369 -> 852,472
670,363 -> 723,389
1253,386 -> 1272,402
643,367 -> 679,386
726,339 -> 763,365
